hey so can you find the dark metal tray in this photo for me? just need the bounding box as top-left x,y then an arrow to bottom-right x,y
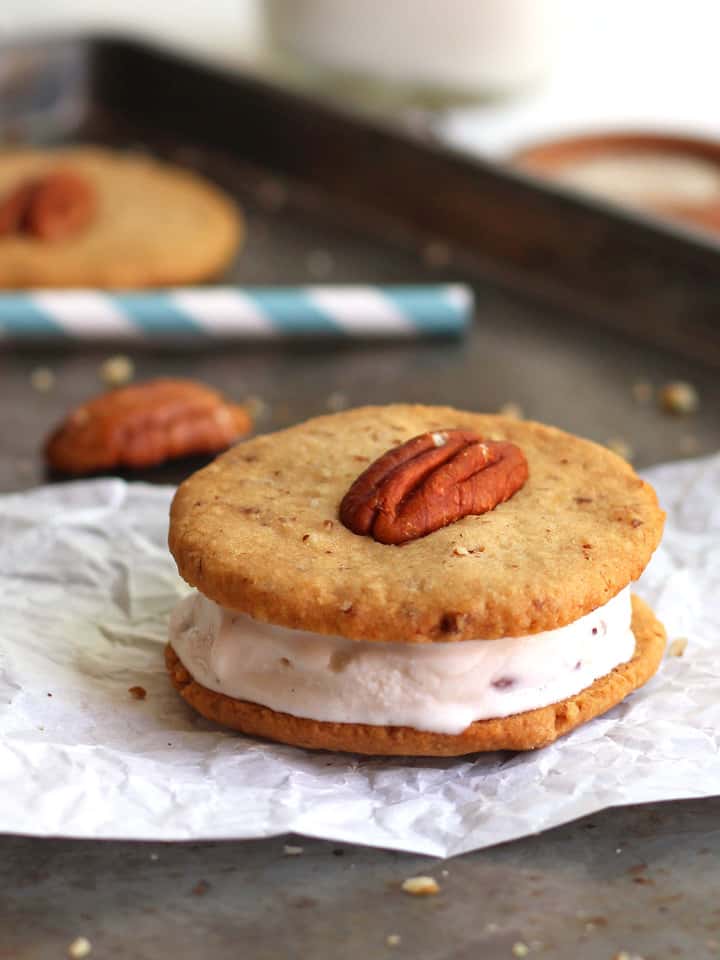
0,35 -> 718,490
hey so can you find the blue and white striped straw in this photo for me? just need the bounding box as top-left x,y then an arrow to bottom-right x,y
0,284 -> 472,343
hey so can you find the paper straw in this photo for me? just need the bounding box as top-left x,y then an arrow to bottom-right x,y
0,285 -> 472,343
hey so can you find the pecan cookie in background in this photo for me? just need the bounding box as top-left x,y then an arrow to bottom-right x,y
45,379 -> 253,475
166,404 -> 666,757
0,148 -> 242,288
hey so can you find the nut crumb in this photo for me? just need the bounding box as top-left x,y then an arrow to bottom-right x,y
339,600 -> 353,613
100,354 -> 134,387
668,637 -> 688,657
30,366 -> 55,392
498,401 -> 524,420
67,937 -> 92,959
128,685 -> 147,700
631,380 -> 653,404
431,431 -> 448,447
386,934 -> 401,947
606,437 -> 633,461
659,380 -> 699,415
453,546 -> 470,557
401,875 -> 439,896
283,844 -> 304,856
512,943 -> 529,957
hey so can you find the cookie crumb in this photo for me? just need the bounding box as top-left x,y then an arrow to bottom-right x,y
659,381 -> 699,415
258,178 -> 288,211
401,875 -> 440,896
668,637 -> 688,657
631,380 -> 653,404
606,437 -> 633,461
30,366 -> 56,392
679,434 -> 700,455
283,844 -> 304,856
100,354 -> 134,387
498,402 -> 524,420
440,869 -> 449,877
67,937 -> 92,959
326,391 -> 348,412
15,458 -> 34,479
149,853 -> 159,861
612,953 -> 645,960
306,248 -> 335,278
386,934 -> 402,947
128,685 -> 147,700
453,545 -> 471,557
244,395 -> 267,419
512,943 -> 530,957
423,241 -> 452,268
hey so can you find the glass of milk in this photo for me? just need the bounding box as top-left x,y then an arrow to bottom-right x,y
264,0 -> 566,101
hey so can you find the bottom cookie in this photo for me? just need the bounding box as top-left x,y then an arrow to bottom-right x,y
165,595 -> 666,756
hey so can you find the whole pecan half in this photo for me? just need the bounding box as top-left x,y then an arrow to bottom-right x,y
340,429 -> 528,545
45,379 -> 252,475
0,169 -> 96,241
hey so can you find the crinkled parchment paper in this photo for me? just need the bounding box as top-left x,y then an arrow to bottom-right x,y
0,454 -> 718,856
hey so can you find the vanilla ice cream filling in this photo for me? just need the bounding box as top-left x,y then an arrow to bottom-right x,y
169,586 -> 634,736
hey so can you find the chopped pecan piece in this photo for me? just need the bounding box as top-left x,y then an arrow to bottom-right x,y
340,429 -> 528,545
45,378 -> 252,475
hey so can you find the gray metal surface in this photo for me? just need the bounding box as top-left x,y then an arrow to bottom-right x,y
3,798 -> 720,959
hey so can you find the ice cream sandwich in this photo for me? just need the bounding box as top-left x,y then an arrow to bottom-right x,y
166,405 -> 666,756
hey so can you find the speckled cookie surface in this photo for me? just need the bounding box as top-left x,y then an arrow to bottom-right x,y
166,595 -> 666,755
169,405 -> 665,642
0,147 -> 241,288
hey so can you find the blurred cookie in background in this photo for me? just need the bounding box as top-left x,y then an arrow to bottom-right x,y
0,147 -> 243,288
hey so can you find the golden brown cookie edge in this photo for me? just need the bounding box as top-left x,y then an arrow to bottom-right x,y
165,594 -> 666,757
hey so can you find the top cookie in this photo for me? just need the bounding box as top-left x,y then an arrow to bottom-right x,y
0,147 -> 241,289
169,405 -> 664,643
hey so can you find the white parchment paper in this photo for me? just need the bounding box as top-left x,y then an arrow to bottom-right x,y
0,454 -> 718,857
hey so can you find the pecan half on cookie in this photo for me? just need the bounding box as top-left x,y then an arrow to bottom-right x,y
0,169 -> 96,241
45,378 -> 252,475
340,429 -> 528,544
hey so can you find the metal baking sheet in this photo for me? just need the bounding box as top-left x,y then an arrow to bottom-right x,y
2,35 -> 720,363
